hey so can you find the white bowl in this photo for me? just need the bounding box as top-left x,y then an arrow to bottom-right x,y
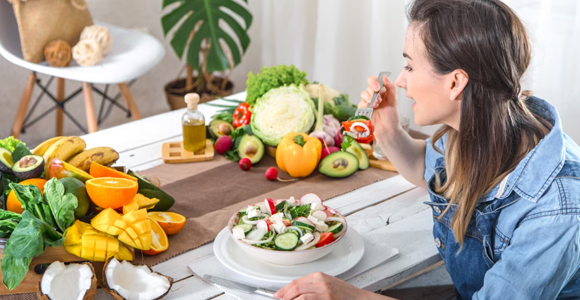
227,203 -> 348,266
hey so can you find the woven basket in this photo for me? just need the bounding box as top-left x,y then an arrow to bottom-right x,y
8,0 -> 93,63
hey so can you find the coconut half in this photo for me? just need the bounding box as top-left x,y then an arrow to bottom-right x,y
103,257 -> 173,300
37,261 -> 97,300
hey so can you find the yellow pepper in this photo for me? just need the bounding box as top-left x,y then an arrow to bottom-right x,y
276,132 -> 322,177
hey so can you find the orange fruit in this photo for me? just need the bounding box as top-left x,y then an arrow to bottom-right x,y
148,212 -> 186,235
6,178 -> 47,213
89,161 -> 137,181
142,218 -> 168,255
86,177 -> 138,209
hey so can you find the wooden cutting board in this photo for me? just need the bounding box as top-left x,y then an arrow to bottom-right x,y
161,140 -> 215,164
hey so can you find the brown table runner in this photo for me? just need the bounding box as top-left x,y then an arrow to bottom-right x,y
137,153 -> 399,266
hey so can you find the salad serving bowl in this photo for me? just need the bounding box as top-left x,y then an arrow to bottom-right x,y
227,196 -> 348,266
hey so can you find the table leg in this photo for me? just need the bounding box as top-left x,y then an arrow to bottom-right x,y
11,73 -> 37,138
83,82 -> 98,133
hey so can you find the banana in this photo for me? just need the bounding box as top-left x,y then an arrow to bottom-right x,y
32,136 -> 67,156
67,147 -> 120,172
43,136 -> 86,173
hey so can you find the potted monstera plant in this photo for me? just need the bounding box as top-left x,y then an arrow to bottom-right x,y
161,0 -> 253,110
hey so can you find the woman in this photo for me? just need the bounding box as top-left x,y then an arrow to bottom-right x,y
274,0 -> 580,299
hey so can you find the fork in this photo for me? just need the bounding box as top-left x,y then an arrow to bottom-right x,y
354,71 -> 391,119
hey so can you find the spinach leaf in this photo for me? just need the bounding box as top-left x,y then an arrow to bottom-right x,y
0,220 -> 19,238
1,211 -> 63,290
43,178 -> 77,232
8,183 -> 45,221
1,256 -> 32,290
11,143 -> 32,163
0,209 -> 22,221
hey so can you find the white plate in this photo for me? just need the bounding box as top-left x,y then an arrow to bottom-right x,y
213,227 -> 365,284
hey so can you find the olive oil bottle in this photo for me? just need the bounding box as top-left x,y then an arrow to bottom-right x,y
182,93 -> 206,153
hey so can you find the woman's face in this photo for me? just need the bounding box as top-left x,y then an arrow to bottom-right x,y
395,24 -> 463,129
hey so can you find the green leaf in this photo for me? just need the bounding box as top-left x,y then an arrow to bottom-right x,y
0,209 -> 21,221
211,112 -> 234,123
43,178 -> 77,232
225,149 -> 241,162
1,211 -> 63,290
341,136 -> 355,151
1,256 -> 32,290
161,0 -> 253,72
9,183 -> 43,217
11,143 -> 32,163
0,219 -> 19,238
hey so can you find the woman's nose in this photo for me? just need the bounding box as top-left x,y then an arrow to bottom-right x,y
395,70 -> 406,89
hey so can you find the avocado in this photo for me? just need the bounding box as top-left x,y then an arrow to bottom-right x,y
237,134 -> 264,164
319,152 -> 359,178
343,137 -> 369,170
127,170 -> 175,211
59,177 -> 91,218
209,120 -> 234,139
12,155 -> 44,179
0,148 -> 14,174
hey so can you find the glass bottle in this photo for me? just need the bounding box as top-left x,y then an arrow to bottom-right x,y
182,93 -> 206,153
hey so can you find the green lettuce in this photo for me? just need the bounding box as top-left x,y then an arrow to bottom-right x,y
250,85 -> 316,146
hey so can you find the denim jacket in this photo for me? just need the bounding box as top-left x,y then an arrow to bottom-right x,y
423,96 -> 580,299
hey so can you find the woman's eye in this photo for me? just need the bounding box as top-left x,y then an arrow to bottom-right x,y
404,65 -> 412,71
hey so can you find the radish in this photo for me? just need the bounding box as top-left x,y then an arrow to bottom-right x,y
295,216 -> 315,227
215,136 -> 233,154
239,158 -> 252,171
300,193 -> 322,205
264,198 -> 276,215
321,146 -> 340,161
324,210 -> 335,218
265,167 -> 296,182
256,220 -> 271,231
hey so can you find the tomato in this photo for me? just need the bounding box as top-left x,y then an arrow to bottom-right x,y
315,232 -> 335,248
233,103 -> 252,128
282,219 -> 292,227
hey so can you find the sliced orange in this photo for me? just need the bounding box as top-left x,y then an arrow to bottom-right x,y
6,178 -> 47,213
89,161 -> 137,181
86,177 -> 138,209
142,218 -> 168,255
148,212 -> 186,235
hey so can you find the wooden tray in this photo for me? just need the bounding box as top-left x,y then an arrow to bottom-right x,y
0,246 -> 101,295
161,140 -> 215,164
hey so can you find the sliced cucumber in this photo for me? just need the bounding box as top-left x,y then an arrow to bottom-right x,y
326,223 -> 343,234
274,232 -> 299,251
234,224 -> 254,234
292,221 -> 315,231
238,209 -> 247,217
275,200 -> 287,212
296,226 -> 314,234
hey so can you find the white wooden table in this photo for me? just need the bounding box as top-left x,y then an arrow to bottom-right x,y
85,92 -> 441,299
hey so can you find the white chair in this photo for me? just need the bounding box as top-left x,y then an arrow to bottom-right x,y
0,0 -> 165,137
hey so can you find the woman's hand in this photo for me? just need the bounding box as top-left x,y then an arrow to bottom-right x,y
359,74 -> 400,137
274,272 -> 375,300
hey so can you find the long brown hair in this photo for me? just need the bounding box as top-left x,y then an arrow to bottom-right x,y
408,0 -> 550,246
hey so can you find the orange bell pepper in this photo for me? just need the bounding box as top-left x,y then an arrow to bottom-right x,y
276,132 -> 322,177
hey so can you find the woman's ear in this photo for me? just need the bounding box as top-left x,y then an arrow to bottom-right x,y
449,69 -> 469,102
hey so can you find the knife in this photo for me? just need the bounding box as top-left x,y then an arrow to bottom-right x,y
203,274 -> 278,298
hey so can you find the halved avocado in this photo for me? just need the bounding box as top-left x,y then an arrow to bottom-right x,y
12,155 -> 44,179
237,134 -> 264,164
319,152 -> 359,178
0,148 -> 14,174
344,138 -> 369,170
209,120 -> 234,139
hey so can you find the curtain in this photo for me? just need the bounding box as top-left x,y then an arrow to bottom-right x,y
231,0 -> 580,141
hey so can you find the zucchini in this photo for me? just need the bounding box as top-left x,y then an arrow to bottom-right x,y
274,232 -> 299,251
